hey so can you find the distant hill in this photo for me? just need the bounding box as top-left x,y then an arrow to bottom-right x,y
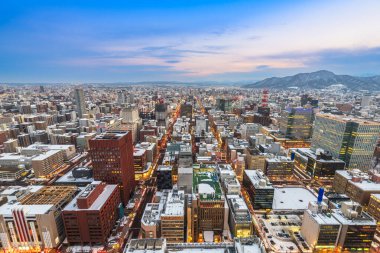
243,70 -> 380,90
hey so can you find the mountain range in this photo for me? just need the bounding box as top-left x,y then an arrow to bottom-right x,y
243,70 -> 380,90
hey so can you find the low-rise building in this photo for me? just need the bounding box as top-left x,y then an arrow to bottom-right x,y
301,201 -> 377,252
227,195 -> 253,238
333,170 -> 380,205
0,186 -> 78,251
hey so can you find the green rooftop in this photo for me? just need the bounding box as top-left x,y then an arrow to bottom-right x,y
193,164 -> 223,200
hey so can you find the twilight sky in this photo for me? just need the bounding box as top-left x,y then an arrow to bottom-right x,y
1,0 -> 380,83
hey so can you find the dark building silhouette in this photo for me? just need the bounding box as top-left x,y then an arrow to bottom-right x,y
157,165 -> 173,190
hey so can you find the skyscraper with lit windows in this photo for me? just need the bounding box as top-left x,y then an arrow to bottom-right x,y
89,131 -> 135,204
311,114 -> 380,171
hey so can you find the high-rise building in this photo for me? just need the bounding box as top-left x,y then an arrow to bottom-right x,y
216,98 -> 232,113
368,194 -> 380,221
119,104 -> 142,143
31,150 -> 65,178
133,148 -> 147,180
243,170 -> 274,210
89,131 -> 135,204
195,116 -> 209,135
264,156 -> 294,181
292,148 -> 346,179
191,165 -> 226,242
180,102 -> 193,119
17,133 -> 32,147
74,88 -> 86,118
4,139 -> 19,153
117,90 -> 125,105
62,181 -> 121,245
311,114 -> 380,171
361,92 -> 371,107
279,107 -> 313,140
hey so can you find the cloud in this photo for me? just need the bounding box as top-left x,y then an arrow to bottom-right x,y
45,0 -> 380,80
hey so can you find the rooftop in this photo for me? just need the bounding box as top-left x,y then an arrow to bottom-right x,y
272,187 -> 317,211
31,149 -> 62,161
93,131 -> 129,140
20,185 -> 78,206
316,113 -> 380,126
266,156 -> 293,163
193,166 -> 223,200
161,189 -> 185,217
244,170 -> 273,189
332,209 -> 377,226
0,203 -> 54,216
63,182 -> 117,211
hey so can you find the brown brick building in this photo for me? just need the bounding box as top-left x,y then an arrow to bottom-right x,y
62,182 -> 121,245
89,131 -> 135,204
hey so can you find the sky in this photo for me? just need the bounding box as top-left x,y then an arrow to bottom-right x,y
1,0 -> 380,83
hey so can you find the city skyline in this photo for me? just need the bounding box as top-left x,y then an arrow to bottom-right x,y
1,0 -> 380,82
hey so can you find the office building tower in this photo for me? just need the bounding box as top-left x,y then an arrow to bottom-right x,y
62,182 -> 121,245
32,150 -> 65,178
216,98 -> 232,113
361,92 -> 371,107
89,131 -> 135,204
368,194 -> 380,221
253,113 -> 272,127
180,102 -> 193,119
264,156 -> 294,181
74,88 -> 86,118
311,114 -> 380,171
177,167 -> 193,194
279,107 -> 313,139
120,104 -> 142,143
368,194 -> 380,250
195,116 -> 209,135
155,103 -> 168,120
191,165 -> 226,242
117,90 -> 125,105
292,148 -> 346,179
243,170 -> 274,210
133,148 -> 147,180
